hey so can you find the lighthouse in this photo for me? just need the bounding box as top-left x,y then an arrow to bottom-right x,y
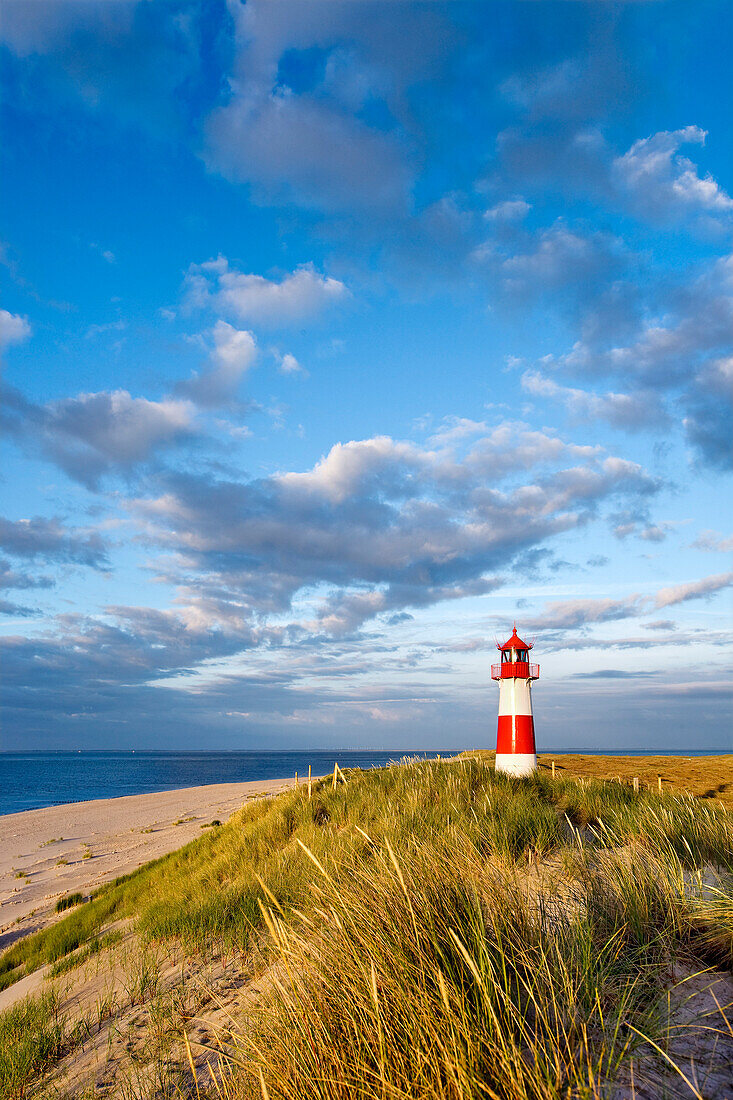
491,626 -> 539,777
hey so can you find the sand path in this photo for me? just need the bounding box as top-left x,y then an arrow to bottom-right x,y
0,777 -> 297,954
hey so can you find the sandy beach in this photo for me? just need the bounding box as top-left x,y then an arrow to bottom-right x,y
0,777 -> 297,955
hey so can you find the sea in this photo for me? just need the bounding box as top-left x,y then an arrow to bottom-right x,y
0,749 -> 729,816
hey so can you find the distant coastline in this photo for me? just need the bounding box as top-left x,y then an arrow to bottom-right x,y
0,748 -> 730,816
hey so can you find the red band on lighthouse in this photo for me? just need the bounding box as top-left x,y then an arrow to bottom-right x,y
496,714 -> 536,755
491,625 -> 539,777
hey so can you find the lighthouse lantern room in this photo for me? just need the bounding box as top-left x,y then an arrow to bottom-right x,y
491,626 -> 539,777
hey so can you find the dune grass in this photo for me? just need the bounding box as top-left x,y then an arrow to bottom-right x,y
54,892 -> 83,914
2,757 -> 732,1098
0,990 -> 66,1100
2,760 -> 732,994
224,766 -> 732,1099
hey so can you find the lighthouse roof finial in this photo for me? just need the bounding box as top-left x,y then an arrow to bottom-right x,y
498,623 -> 533,651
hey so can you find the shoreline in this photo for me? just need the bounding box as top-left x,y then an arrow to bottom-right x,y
1,751 -> 731,968
2,748 -> 730,818
0,776 -> 299,954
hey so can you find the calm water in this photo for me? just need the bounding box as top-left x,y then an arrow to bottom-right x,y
0,749 -> 729,816
0,751 -> 447,815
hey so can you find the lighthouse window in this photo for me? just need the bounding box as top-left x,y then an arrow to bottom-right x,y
517,649 -> 528,662
502,650 -> 511,663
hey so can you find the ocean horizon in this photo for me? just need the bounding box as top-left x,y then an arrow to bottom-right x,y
0,748 -> 730,816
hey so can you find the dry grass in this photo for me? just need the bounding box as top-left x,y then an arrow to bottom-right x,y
469,752 -> 733,809
2,755 -> 732,1099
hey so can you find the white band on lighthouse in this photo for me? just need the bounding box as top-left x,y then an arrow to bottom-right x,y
495,753 -> 537,778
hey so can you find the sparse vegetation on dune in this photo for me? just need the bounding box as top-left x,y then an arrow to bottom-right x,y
527,752 -> 733,809
1,756 -> 732,1098
0,991 -> 68,1100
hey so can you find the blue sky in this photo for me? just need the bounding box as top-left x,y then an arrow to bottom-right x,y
1,0 -> 731,752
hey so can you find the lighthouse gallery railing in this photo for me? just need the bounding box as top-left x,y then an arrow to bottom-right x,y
491,662 -> 540,680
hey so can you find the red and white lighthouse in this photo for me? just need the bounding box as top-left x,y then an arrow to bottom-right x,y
491,626 -> 539,777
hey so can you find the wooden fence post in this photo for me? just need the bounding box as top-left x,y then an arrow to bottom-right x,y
657,774 -> 662,793
332,763 -> 338,790
633,776 -> 639,794
295,771 -> 298,788
551,760 -> 555,779
308,764 -> 312,800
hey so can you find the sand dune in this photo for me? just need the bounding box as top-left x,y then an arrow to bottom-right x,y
0,777 -> 298,955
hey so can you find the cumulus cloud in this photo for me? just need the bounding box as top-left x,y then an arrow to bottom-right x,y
553,253 -> 733,386
185,258 -> 349,326
521,371 -> 668,432
499,224 -> 625,300
43,390 -> 194,487
2,382 -> 195,488
201,1 -> 449,213
655,571 -> 733,609
179,322 -> 257,408
0,516 -> 109,568
314,577 -> 502,637
473,221 -> 631,320
0,309 -> 31,349
613,126 -> 733,230
0,416 -> 669,743
126,424 -> 660,645
534,249 -> 733,469
683,355 -> 733,470
276,436 -> 425,504
609,508 -> 670,542
206,88 -> 412,213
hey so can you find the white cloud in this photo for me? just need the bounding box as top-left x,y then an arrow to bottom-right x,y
655,571 -> 733,609
125,421 -> 661,648
206,89 -> 412,213
527,595 -> 645,630
613,126 -> 733,228
474,222 -> 628,314
526,570 -> 733,633
276,436 -> 424,504
484,199 -> 530,222
427,417 -> 488,447
51,389 -> 192,461
0,309 -> 31,349
180,322 -> 257,407
546,252 -> 733,395
199,0 -> 445,215
186,258 -> 349,326
521,370 -> 668,431
3,385 -> 195,488
278,352 -> 305,375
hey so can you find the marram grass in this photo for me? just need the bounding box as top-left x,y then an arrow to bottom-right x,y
2,756 -> 732,1099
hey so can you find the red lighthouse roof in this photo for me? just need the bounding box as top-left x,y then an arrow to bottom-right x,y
498,624 -> 532,651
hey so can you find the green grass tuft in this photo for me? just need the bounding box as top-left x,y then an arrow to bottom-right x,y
0,991 -> 65,1100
